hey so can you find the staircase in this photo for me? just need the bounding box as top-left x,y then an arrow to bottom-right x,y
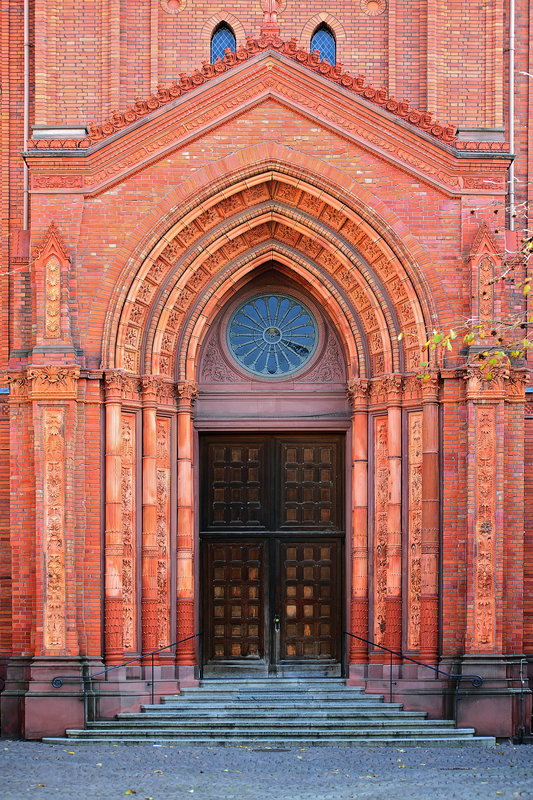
43,679 -> 495,746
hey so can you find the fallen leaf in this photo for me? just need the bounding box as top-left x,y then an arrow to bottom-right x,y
125,792 -> 137,796
153,770 -> 163,774
96,763 -> 102,767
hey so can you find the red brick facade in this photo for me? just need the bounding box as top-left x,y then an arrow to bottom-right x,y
1,0 -> 532,739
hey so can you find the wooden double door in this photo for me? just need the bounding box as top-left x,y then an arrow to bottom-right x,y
200,434 -> 344,677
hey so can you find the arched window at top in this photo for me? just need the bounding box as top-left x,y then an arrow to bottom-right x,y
310,23 -> 336,65
210,23 -> 236,63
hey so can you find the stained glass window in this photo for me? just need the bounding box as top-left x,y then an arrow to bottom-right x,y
211,24 -> 236,63
310,24 -> 336,65
227,294 -> 318,378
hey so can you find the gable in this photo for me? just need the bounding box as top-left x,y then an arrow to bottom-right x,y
26,45 -> 511,199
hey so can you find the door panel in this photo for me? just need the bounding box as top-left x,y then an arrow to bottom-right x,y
278,440 -> 342,530
205,542 -> 265,661
201,434 -> 344,676
279,541 -> 340,661
203,439 -> 268,530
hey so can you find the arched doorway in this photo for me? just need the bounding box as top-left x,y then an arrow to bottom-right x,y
195,268 -> 349,676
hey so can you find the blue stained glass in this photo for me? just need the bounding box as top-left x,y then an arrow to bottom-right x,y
227,294 -> 318,378
210,25 -> 236,63
310,25 -> 336,65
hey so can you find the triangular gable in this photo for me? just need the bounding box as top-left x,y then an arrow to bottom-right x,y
26,41 -> 512,198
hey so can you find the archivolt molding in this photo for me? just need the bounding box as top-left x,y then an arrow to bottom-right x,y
102,160 -> 438,380
114,184 -> 427,379
101,150 -> 443,364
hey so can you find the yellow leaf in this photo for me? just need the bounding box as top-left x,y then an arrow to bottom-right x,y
397,332 -> 404,341
125,792 -> 137,796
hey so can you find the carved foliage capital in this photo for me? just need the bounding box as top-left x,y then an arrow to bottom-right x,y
507,370 -> 528,403
420,369 -> 440,401
347,377 -> 370,409
104,370 -> 128,401
175,380 -> 199,407
382,373 -> 403,402
28,366 -> 80,400
465,362 -> 509,399
3,371 -> 29,400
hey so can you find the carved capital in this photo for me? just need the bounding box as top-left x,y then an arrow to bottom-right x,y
28,366 -> 80,400
465,361 -> 509,400
141,374 -> 161,404
421,369 -> 440,401
3,371 -> 29,400
175,380 -> 199,407
382,373 -> 403,403
347,377 -> 370,410
104,370 -> 127,401
506,369 -> 528,403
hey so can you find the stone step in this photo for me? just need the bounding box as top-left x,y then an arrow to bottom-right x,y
91,719 -> 457,731
41,679 -> 495,747
130,708 -> 429,720
42,734 -> 495,747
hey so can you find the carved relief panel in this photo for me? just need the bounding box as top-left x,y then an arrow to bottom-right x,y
121,413 -> 137,651
407,411 -> 423,650
43,407 -> 66,650
472,406 -> 497,651
373,416 -> 388,646
156,418 -> 171,648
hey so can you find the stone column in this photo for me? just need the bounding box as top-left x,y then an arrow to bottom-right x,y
104,371 -> 125,664
141,377 -> 159,656
175,380 -> 198,675
419,370 -> 440,663
347,378 -> 370,665
385,375 -> 403,660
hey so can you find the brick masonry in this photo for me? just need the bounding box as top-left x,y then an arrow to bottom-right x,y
0,1 -> 532,739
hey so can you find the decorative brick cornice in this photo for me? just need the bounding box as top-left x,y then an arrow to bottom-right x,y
27,35 -> 462,151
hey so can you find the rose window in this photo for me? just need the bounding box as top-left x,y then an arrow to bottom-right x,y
227,294 -> 318,377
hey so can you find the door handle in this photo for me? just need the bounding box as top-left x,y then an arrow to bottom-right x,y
273,613 -> 281,632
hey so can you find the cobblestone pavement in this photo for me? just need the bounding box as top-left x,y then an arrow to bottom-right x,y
1,740 -> 532,800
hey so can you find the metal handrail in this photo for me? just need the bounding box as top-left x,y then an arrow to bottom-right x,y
51,632 -> 203,726
344,631 -> 483,720
518,658 -> 533,743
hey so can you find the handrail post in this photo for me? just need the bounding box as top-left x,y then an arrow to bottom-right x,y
389,649 -> 393,704
151,653 -> 154,706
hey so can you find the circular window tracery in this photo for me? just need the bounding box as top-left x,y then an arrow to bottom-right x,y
227,293 -> 318,377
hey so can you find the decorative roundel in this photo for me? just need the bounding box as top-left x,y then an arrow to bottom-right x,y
360,0 -> 386,16
227,293 -> 318,378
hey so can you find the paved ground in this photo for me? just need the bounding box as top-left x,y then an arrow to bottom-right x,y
1,740 -> 532,800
